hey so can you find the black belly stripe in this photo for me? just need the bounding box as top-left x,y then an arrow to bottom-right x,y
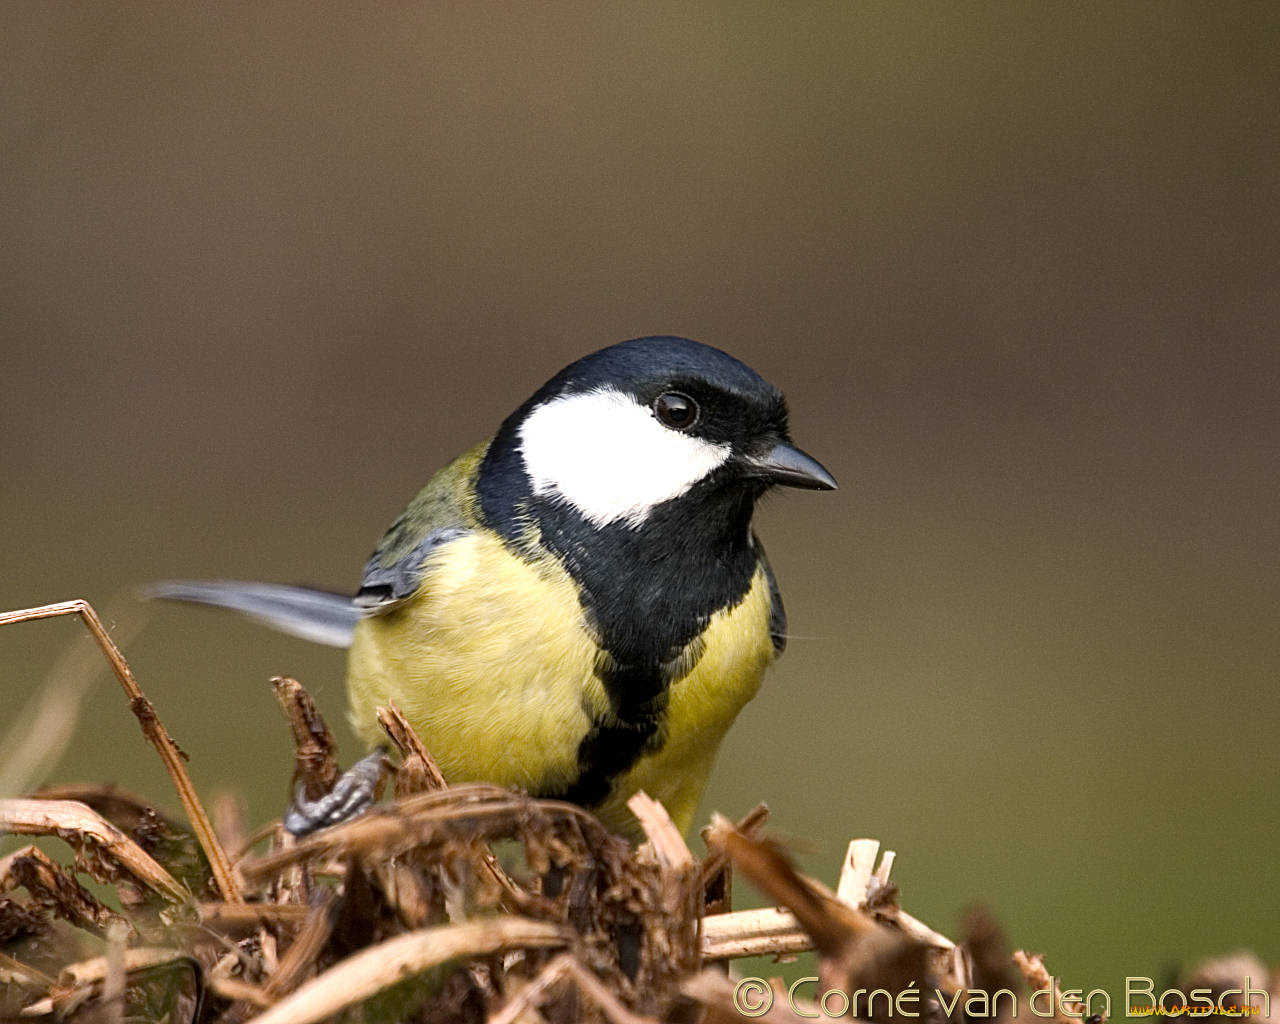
558,662 -> 672,807
560,719 -> 657,807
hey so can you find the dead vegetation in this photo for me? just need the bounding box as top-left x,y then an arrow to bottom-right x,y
0,600 -> 1274,1023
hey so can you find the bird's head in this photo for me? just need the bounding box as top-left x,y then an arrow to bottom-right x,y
480,336 -> 835,533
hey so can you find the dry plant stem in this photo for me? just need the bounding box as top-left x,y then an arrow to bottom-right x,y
875,850 -> 896,885
261,891 -> 337,999
239,785 -> 611,884
212,789 -> 250,857
699,802 -> 768,922
378,702 -> 448,790
0,844 -> 132,937
243,917 -> 569,1024
233,819 -> 285,862
838,839 -> 881,907
0,598 -> 146,799
206,976 -> 275,1009
195,902 -> 310,933
485,954 -> 576,1024
628,792 -> 694,870
101,920 -> 128,1024
704,817 -> 970,1006
15,947 -> 195,1017
272,676 -> 339,799
891,908 -> 958,954
0,600 -> 243,904
837,839 -> 958,953
490,954 -> 659,1024
701,798 -> 768,885
0,798 -> 189,904
701,845 -> 938,960
627,791 -> 703,985
375,706 -> 534,912
701,907 -> 814,961
704,815 -> 870,957
558,955 -> 661,1024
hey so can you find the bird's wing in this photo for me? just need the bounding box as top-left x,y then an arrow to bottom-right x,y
754,534 -> 788,655
352,441 -> 489,613
353,524 -> 469,611
142,580 -> 361,647
145,443 -> 491,640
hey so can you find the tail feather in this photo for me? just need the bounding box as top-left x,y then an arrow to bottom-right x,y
142,580 -> 360,648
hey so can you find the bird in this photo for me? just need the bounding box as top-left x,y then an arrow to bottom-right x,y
149,336 -> 835,838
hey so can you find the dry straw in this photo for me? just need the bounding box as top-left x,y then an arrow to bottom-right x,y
0,600 -> 1271,1023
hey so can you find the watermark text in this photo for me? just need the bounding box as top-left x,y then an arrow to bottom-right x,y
729,976 -> 1270,1019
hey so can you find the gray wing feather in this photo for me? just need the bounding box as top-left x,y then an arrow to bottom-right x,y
142,580 -> 361,647
147,446 -> 483,639
351,442 -> 486,611
354,525 -> 468,610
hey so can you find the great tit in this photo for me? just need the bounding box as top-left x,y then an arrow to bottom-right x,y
151,336 -> 835,837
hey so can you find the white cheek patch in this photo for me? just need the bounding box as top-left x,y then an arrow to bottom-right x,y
517,388 -> 731,528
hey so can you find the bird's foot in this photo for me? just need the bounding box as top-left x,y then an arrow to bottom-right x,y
282,749 -> 385,837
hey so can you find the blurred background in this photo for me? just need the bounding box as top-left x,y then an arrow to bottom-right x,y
3,2 -> 1277,994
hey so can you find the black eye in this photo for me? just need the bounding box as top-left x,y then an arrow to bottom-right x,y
653,392 -> 698,430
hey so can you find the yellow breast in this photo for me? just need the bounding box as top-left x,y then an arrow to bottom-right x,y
345,530 -> 776,835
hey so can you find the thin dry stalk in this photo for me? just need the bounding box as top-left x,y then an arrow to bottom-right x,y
699,801 -> 768,920
704,815 -> 874,957
243,917 -> 569,1024
377,704 -> 544,918
195,902 -> 311,931
15,947 -> 195,1018
101,919 -> 129,1024
837,838 -> 882,907
489,953 -> 661,1024
698,801 -> 769,890
558,955 -> 661,1024
0,597 -> 146,799
836,838 -> 962,975
378,701 -> 448,792
237,785 -> 612,884
232,818 -> 284,862
485,954 -> 575,1024
260,891 -> 337,999
206,976 -> 275,1009
705,814 -> 960,1024
272,676 -> 340,800
212,789 -> 251,863
701,907 -> 813,961
628,792 -> 694,871
0,600 -> 243,904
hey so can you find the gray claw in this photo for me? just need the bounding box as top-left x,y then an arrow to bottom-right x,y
283,750 -> 384,837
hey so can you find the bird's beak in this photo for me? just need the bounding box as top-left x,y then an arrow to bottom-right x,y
743,441 -> 838,490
